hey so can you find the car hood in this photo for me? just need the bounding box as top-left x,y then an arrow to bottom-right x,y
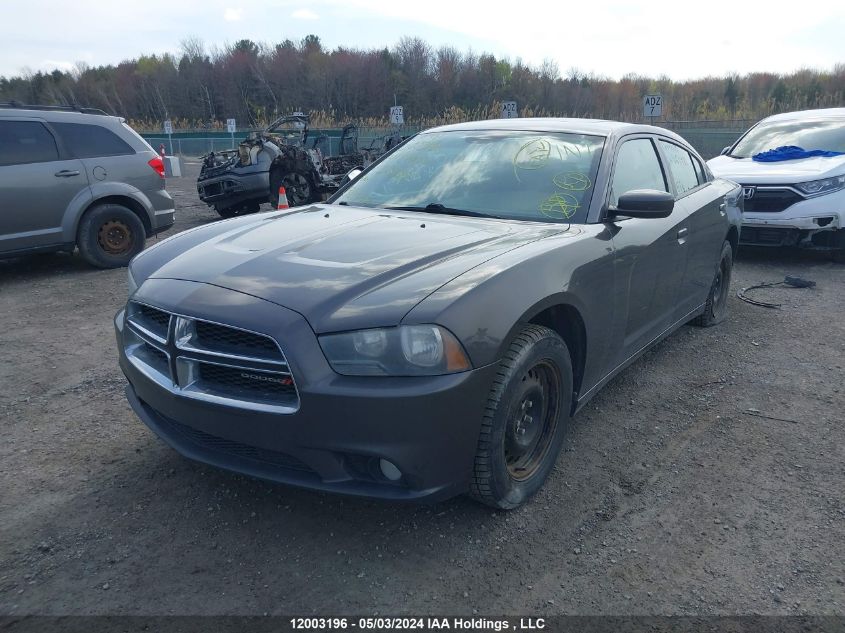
147,205 -> 564,333
707,154 -> 845,184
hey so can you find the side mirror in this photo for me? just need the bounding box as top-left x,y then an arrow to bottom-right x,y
346,168 -> 363,182
720,146 -> 731,156
611,189 -> 674,219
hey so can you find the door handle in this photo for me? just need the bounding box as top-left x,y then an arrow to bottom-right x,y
677,227 -> 689,242
55,170 -> 80,177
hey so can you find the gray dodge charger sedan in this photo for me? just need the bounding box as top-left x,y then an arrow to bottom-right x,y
115,119 -> 742,509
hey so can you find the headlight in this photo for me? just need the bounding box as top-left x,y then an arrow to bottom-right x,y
127,267 -> 139,296
794,174 -> 845,197
319,325 -> 471,376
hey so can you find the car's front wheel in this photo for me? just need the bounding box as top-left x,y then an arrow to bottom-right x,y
469,325 -> 572,509
271,170 -> 315,207
215,201 -> 260,218
831,229 -> 845,264
77,203 -> 146,268
693,240 -> 733,327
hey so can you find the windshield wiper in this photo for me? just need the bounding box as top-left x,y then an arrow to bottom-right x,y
385,203 -> 490,218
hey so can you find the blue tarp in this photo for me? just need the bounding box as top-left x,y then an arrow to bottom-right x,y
753,145 -> 845,162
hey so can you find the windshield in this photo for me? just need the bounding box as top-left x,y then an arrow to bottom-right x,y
333,130 -> 605,224
731,118 -> 845,158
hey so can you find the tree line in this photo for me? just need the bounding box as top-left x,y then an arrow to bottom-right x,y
1,35 -> 843,131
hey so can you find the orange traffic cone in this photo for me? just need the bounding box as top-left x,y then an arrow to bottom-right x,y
276,186 -> 289,210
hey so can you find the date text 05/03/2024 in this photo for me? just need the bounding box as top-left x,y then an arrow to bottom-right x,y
289,617 -> 547,630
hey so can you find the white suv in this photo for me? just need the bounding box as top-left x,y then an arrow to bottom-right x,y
707,108 -> 845,260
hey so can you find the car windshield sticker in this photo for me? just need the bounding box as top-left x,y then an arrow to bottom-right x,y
539,192 -> 580,220
514,139 -> 590,182
513,138 -> 554,180
553,172 -> 592,191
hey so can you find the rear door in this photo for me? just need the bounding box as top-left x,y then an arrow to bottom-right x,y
0,119 -> 90,253
606,136 -> 691,363
657,139 -> 726,319
49,121 -> 144,191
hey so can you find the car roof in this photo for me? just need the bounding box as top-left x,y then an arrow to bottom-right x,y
426,117 -> 671,137
0,107 -> 122,124
760,107 -> 845,123
423,117 -> 692,147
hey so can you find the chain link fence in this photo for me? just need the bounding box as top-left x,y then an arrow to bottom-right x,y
142,121 -> 751,161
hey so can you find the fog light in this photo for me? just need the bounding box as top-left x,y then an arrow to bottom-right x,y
379,459 -> 402,481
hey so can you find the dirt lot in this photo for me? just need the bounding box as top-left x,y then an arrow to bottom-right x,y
1,163 -> 844,617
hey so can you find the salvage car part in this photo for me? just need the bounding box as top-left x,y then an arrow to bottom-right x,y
737,276 -> 817,308
197,114 -> 394,218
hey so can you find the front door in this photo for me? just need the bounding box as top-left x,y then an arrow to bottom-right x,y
0,119 -> 90,253
606,137 -> 690,364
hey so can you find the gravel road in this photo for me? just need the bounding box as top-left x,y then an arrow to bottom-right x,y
1,163 -> 843,616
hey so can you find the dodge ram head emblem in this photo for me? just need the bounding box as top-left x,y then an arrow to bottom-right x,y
742,186 -> 756,199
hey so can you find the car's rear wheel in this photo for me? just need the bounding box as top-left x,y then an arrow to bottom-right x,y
469,324 -> 572,509
77,203 -> 146,268
693,240 -> 733,327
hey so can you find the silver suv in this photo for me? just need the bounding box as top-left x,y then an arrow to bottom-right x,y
0,104 -> 175,267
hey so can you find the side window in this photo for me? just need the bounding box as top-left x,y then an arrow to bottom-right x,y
0,120 -> 60,166
51,122 -> 134,159
695,156 -> 710,183
659,140 -> 701,196
610,138 -> 667,206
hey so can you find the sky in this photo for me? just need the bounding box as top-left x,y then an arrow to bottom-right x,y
1,0 -> 844,80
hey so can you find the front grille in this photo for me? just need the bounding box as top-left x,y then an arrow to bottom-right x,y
740,226 -> 800,247
124,302 -> 299,413
199,182 -> 223,197
130,303 -> 170,341
742,186 -> 804,213
139,304 -> 170,328
198,363 -> 296,400
195,320 -> 282,360
161,416 -> 313,473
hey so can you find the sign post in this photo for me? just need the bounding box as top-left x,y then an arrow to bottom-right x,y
500,101 -> 518,119
226,118 -> 237,148
163,120 -> 173,155
643,94 -> 663,125
389,105 -> 404,127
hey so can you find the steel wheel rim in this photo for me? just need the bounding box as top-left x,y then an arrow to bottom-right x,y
504,360 -> 562,481
281,173 -> 311,205
98,219 -> 132,255
712,256 -> 729,313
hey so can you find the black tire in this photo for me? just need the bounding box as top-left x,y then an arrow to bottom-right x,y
215,202 -> 259,218
271,169 -> 315,207
469,324 -> 573,509
215,205 -> 240,218
831,229 -> 845,264
76,203 -> 146,269
693,240 -> 733,327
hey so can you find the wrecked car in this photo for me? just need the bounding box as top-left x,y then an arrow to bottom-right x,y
708,108 -> 845,260
197,114 -> 392,217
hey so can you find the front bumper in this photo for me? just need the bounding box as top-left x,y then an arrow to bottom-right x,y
740,189 -> 844,248
115,278 -> 495,501
197,169 -> 269,208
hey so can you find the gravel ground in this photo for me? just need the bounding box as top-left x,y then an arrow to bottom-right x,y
1,163 -> 843,616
